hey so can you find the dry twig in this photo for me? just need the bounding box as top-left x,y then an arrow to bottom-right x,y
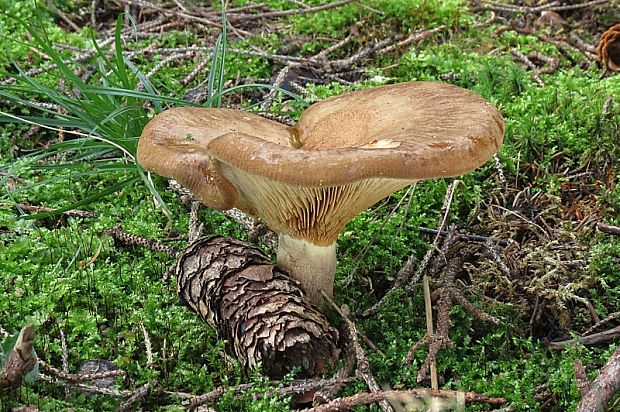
39,360 -> 125,383
547,325 -> 620,349
322,291 -> 395,412
182,377 -> 355,408
118,383 -> 153,412
576,346 -> 620,412
107,226 -> 179,257
300,387 -> 507,411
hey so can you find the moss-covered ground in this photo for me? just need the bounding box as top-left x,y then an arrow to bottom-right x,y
1,0 -> 619,410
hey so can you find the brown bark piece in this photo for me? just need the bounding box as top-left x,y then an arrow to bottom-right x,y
176,236 -> 339,379
577,346 -> 620,412
0,325 -> 36,394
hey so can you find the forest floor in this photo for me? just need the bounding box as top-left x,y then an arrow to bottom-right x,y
1,0 -> 619,411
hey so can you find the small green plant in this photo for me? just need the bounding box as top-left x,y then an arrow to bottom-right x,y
0,6 -> 301,221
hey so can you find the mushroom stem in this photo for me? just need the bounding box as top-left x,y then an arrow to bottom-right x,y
276,234 -> 336,305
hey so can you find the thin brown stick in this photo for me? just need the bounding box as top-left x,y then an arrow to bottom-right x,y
227,0 -> 354,21
118,382 -> 153,412
118,0 -> 222,27
182,377 -> 355,408
582,311 -> 620,336
511,49 -> 545,87
547,325 -> 620,349
322,291 -> 395,412
47,0 -> 82,32
300,388 -> 507,411
476,0 -> 559,13
547,0 -> 608,11
12,203 -> 97,218
39,373 -> 132,397
260,65 -> 292,111
574,359 -> 590,396
597,222 -> 620,236
314,328 -> 358,404
39,360 -> 125,383
107,227 -> 179,257
576,346 -> 620,412
188,201 -> 205,244
422,273 -> 438,390
376,26 -> 446,56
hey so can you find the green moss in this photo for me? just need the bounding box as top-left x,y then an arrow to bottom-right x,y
1,1 -> 619,410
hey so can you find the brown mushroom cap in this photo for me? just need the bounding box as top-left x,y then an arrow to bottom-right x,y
137,108 -> 292,210
138,81 -> 504,246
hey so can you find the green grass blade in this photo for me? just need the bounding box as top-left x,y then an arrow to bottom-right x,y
114,15 -> 131,90
17,175 -> 141,220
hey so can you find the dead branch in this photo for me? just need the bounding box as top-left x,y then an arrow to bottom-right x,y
597,222 -> 620,236
475,0 -> 559,14
576,346 -> 620,412
227,0 -> 354,21
117,0 -> 222,28
187,201 -> 204,244
547,0 -> 608,12
300,387 -> 507,411
314,335 -> 357,404
417,226 -> 510,246
574,359 -> 590,396
38,373 -> 131,398
13,203 -> 97,218
118,382 -> 153,412
182,377 -> 356,408
39,359 -> 125,383
547,325 -> 620,349
511,49 -> 546,87
47,0 -> 81,32
583,311 -> 620,336
376,26 -> 446,56
0,325 -> 36,394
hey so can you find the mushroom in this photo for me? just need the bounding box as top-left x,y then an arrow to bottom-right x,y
138,81 -> 504,304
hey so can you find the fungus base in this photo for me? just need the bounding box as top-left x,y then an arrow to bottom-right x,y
276,234 -> 336,304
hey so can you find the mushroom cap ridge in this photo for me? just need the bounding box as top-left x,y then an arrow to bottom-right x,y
207,81 -> 504,186
137,107 -> 292,209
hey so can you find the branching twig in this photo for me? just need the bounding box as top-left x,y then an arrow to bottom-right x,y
511,49 -> 546,87
322,291 -> 395,412
118,382 -> 153,412
182,377 -> 355,408
107,226 -> 179,257
227,0 -> 354,21
39,373 -> 132,398
39,359 -> 125,383
300,387 -> 507,411
12,203 -> 97,218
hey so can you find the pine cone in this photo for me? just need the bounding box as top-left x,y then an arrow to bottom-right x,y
597,24 -> 620,72
176,236 -> 339,379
